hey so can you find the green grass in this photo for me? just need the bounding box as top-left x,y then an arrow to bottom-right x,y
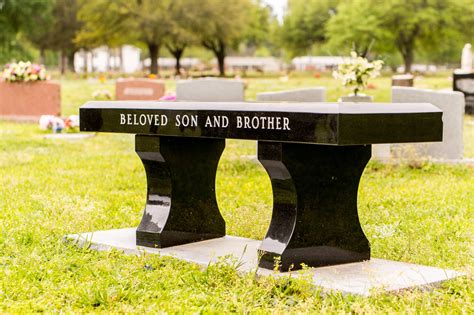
1,74 -> 473,312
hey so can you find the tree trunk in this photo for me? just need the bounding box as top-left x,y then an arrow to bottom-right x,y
67,51 -> 76,73
39,48 -> 46,65
202,39 -> 226,76
82,49 -> 89,75
216,52 -> 225,77
60,51 -> 67,75
169,47 -> 184,76
119,47 -> 124,73
216,40 -> 226,77
148,43 -> 160,75
403,49 -> 414,74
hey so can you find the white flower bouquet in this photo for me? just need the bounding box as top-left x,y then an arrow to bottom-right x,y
2,61 -> 48,83
333,52 -> 383,96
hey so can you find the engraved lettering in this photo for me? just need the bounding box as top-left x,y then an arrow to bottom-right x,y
237,116 -> 242,128
205,116 -> 212,127
283,117 -> 290,130
213,116 -> 220,127
276,117 -> 281,130
267,117 -> 274,129
251,116 -> 259,129
244,116 -> 250,128
222,116 -> 229,128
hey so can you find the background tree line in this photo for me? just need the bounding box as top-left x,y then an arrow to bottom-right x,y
0,0 -> 472,75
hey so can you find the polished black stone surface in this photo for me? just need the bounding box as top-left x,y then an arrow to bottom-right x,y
258,142 -> 371,271
135,135 -> 225,247
453,72 -> 474,115
79,100 -> 443,270
80,101 -> 443,144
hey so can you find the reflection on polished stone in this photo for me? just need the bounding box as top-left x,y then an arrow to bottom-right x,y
135,135 -> 225,248
258,142 -> 371,271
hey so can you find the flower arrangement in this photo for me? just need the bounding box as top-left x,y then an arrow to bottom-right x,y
333,52 -> 383,96
39,115 -> 79,133
2,61 -> 48,83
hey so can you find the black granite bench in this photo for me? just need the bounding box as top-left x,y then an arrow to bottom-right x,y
80,101 -> 442,271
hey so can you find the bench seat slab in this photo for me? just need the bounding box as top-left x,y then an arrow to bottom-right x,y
135,135 -> 225,247
258,142 -> 371,271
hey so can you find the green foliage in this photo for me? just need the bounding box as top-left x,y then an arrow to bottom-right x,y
24,0 -> 55,54
324,0 -> 474,72
198,0 -> 253,75
51,0 -> 81,54
280,0 -> 340,57
0,0 -> 51,63
325,0 -> 390,57
76,0 -> 132,49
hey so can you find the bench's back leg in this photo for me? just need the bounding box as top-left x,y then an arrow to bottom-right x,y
135,135 -> 226,248
258,142 -> 371,271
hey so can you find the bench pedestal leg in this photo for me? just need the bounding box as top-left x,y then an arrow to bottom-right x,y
257,142 -> 371,271
135,135 -> 225,248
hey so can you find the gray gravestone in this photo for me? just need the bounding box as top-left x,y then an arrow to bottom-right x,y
176,78 -> 244,101
391,87 -> 465,160
256,87 -> 326,102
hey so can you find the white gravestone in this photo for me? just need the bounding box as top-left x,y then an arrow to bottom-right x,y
392,87 -> 465,160
176,78 -> 245,101
461,43 -> 473,72
256,87 -> 326,102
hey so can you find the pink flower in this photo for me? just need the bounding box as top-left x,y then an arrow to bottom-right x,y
159,94 -> 176,101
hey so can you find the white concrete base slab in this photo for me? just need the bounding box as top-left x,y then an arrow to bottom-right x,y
66,228 -> 463,296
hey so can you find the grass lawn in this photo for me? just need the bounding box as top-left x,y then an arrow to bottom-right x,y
1,74 -> 473,312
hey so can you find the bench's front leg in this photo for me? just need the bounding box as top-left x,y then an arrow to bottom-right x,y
258,142 -> 371,271
135,135 -> 225,248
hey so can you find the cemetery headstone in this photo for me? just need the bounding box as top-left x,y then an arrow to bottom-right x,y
392,74 -> 414,87
453,72 -> 474,114
0,81 -> 60,121
256,87 -> 326,102
176,78 -> 244,101
460,43 -> 473,72
115,78 -> 165,101
392,87 -> 465,160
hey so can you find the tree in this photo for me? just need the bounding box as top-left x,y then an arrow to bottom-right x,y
51,0 -> 81,73
242,1 -> 272,55
325,0 -> 389,57
198,0 -> 252,76
280,0 -> 340,57
76,0 -> 131,49
25,0 -> 55,64
164,0 -> 201,75
78,0 -> 174,74
0,0 -> 52,63
326,0 -> 474,73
